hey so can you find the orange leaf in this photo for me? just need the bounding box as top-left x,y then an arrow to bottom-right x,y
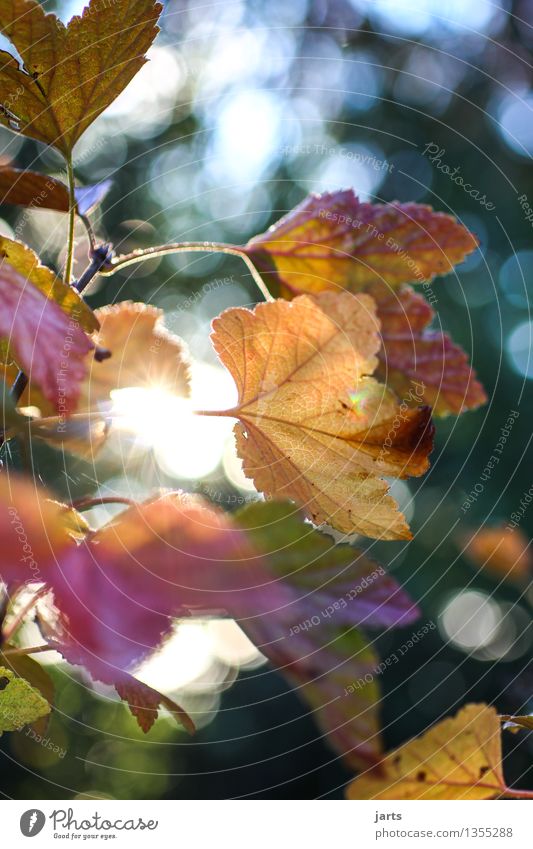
347,704 -> 507,800
210,292 -> 434,539
245,190 -> 478,296
369,281 -> 487,415
0,473 -> 76,591
0,0 -> 162,155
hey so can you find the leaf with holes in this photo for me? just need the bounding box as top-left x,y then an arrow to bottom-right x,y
210,292 -> 434,539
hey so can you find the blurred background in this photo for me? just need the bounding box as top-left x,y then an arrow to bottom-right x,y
0,0 -> 532,799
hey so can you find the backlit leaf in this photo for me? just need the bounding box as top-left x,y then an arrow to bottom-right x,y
501,714 -> 533,732
0,665 -> 51,732
369,281 -> 487,416
210,292 -> 434,539
346,703 -> 506,799
0,0 -> 162,156
235,500 -> 419,629
248,618 -> 383,770
245,190 -> 478,296
0,166 -> 111,217
235,501 -> 422,768
42,492 -> 414,758
0,473 -> 76,590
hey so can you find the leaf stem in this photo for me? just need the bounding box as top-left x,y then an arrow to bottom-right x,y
100,242 -> 272,301
64,155 -> 76,285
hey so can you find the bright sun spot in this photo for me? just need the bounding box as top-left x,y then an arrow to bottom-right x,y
111,362 -> 238,479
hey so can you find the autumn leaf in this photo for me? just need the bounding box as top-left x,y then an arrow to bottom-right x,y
245,190 -> 478,296
0,236 -> 98,413
45,494 -> 273,682
462,526 -> 532,585
78,301 -> 191,413
235,500 -> 419,629
0,236 -> 97,332
0,651 -> 54,734
0,473 -> 76,590
0,166 -> 111,216
0,0 -> 162,156
501,714 -> 533,732
368,282 -> 487,416
210,292 -> 434,539
347,704 -> 508,800
40,492 -> 416,758
115,672 -> 194,735
0,665 -> 51,732
249,619 -> 384,770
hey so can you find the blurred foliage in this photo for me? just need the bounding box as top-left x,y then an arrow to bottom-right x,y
1,0 -> 532,799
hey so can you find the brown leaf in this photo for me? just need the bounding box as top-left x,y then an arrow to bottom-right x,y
0,237 -> 96,413
210,292 -> 433,539
347,704 -> 506,800
245,190 -> 478,296
369,281 -> 487,415
0,0 -> 162,155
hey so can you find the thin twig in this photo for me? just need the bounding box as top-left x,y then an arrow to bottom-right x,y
99,241 -> 272,301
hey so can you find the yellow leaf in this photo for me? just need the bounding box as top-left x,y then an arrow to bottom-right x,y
210,292 -> 434,539
0,0 -> 162,156
347,704 -> 506,800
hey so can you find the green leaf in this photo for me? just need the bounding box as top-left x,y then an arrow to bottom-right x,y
0,665 -> 51,732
